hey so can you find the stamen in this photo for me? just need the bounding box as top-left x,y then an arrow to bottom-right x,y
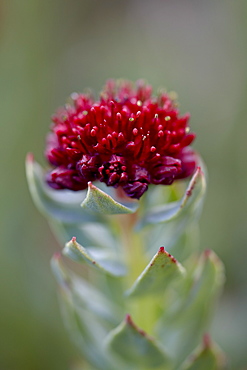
90,129 -> 97,137
118,132 -> 125,141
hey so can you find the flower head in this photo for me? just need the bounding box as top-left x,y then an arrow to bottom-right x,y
45,80 -> 197,199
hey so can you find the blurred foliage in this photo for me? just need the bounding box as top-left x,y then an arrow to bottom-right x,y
0,0 -> 247,369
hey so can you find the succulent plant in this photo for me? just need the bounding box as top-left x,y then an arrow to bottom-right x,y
26,80 -> 225,370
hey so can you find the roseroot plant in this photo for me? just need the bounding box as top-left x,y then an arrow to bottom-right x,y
26,80 -> 226,370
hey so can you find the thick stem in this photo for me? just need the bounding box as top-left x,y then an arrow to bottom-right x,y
118,213 -> 161,334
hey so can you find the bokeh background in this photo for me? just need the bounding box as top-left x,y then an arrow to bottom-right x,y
1,0 -> 247,369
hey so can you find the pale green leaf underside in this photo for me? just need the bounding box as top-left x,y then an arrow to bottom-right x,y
51,253 -> 121,325
63,237 -> 127,276
126,247 -> 185,298
25,155 -> 95,223
50,254 -> 116,370
137,167 -> 206,229
105,315 -> 170,369
49,219 -> 120,254
81,182 -> 139,215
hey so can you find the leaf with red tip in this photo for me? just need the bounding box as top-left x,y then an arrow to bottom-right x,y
158,250 -> 225,366
50,253 -> 118,370
126,247 -> 185,297
81,182 -> 139,215
63,237 -> 127,277
105,314 -> 170,368
137,167 -> 206,229
181,334 -> 226,370
138,167 -> 206,256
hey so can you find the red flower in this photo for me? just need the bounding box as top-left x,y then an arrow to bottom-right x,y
45,80 -> 197,199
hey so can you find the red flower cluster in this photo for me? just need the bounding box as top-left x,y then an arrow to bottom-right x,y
46,80 -> 197,199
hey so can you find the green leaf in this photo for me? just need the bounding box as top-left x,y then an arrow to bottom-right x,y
25,154 -> 96,223
81,181 -> 139,215
50,253 -> 117,370
181,334 -> 226,370
51,252 -> 71,288
51,253 -> 122,325
137,167 -> 206,229
63,237 -> 127,277
105,314 -> 170,369
126,247 -> 185,298
49,219 -> 119,252
138,167 -> 206,255
158,250 -> 225,366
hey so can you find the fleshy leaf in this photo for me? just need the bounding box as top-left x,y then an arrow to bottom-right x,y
63,237 -> 127,276
181,334 -> 226,370
26,154 -> 96,223
49,219 -> 119,252
126,247 -> 185,298
51,252 -> 71,288
81,182 -> 139,215
105,314 -> 170,369
158,250 -> 225,366
50,253 -> 117,370
137,167 -> 206,229
51,253 -> 122,325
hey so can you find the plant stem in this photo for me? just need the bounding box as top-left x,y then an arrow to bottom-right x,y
118,213 -> 160,334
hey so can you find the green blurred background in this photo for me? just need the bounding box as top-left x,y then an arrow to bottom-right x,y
1,0 -> 247,369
